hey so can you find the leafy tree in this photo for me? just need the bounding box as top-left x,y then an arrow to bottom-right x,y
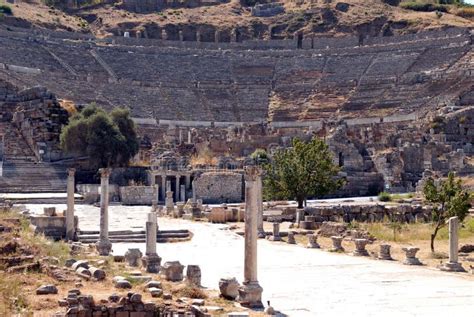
423,172 -> 471,252
263,137 -> 345,208
60,104 -> 139,169
250,148 -> 269,165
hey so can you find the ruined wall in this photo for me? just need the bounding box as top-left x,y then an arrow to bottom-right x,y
119,185 -> 155,205
194,172 -> 243,203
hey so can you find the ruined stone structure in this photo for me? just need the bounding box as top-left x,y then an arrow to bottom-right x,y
0,26 -> 472,195
0,78 -> 69,192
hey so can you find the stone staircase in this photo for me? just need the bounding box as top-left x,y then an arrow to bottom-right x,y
77,229 -> 191,243
0,160 -> 67,193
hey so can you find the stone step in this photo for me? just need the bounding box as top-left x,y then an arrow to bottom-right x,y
77,232 -> 190,239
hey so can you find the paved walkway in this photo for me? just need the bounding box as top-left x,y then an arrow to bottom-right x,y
25,204 -> 474,316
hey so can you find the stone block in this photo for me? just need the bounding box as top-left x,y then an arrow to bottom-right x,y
161,261 -> 184,282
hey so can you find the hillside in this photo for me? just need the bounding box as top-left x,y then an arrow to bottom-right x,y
0,0 -> 472,40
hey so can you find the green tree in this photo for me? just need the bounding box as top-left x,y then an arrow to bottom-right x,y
60,104 -> 139,169
423,172 -> 471,252
263,137 -> 345,208
250,148 -> 269,165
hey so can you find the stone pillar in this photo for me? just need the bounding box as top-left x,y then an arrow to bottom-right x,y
150,173 -> 156,186
256,174 -> 265,238
96,168 -> 112,256
440,216 -> 466,272
268,222 -> 281,241
66,168 -> 76,241
214,30 -> 219,43
192,180 -> 197,203
161,175 -> 166,202
378,244 -> 393,260
165,190 -> 174,214
179,30 -> 184,41
152,185 -> 158,211
330,236 -> 344,252
142,212 -> 161,273
287,231 -> 296,244
175,176 -> 180,202
295,209 -> 304,227
196,30 -> 201,42
238,166 -> 263,308
402,247 -> 422,265
352,239 -> 369,256
307,234 -> 320,248
180,184 -> 186,202
161,29 -> 167,40
188,131 -> 192,144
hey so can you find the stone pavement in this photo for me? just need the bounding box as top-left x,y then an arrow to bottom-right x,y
25,204 -> 474,316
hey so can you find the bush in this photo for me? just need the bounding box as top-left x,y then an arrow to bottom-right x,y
400,2 -> 448,12
0,5 -> 12,15
378,191 -> 392,202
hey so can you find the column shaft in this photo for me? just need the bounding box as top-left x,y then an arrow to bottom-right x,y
66,168 -> 75,240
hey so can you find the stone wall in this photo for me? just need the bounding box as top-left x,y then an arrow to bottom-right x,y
119,185 -> 155,205
194,172 -> 243,203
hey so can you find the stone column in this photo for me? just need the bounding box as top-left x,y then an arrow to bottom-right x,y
152,185 -> 158,211
161,175 -> 166,203
185,174 -> 191,190
180,184 -> 186,202
268,222 -> 281,241
192,180 -> 197,203
142,211 -> 161,273
96,168 -> 112,256
441,216 -> 466,272
175,176 -> 180,202
256,175 -> 265,238
238,166 -> 263,308
66,168 -> 76,241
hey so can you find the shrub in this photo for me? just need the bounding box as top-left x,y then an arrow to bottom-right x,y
378,191 -> 392,202
0,5 -> 12,15
400,2 -> 448,12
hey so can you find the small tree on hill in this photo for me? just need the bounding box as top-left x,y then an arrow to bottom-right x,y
60,104 -> 139,169
263,137 -> 345,208
423,172 -> 471,253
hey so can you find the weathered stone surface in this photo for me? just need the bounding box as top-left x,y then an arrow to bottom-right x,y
71,260 -> 89,271
65,258 -> 77,268
319,222 -> 347,237
149,287 -> 163,298
145,281 -> 162,289
306,234 -> 320,249
378,244 -> 393,260
219,277 -> 240,300
287,232 -> 296,244
402,247 -> 422,265
36,284 -> 58,295
114,279 -> 132,289
124,248 -> 143,267
162,261 -> 184,281
186,265 -> 202,286
88,266 -> 106,280
330,236 -> 344,252
352,239 -> 369,256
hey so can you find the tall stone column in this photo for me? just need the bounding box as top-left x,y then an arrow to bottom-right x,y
440,216 -> 466,272
66,168 -> 76,241
256,175 -> 265,238
96,168 -> 112,256
152,185 -> 158,211
142,211 -> 161,273
161,175 -> 166,203
238,166 -> 263,308
175,176 -> 180,202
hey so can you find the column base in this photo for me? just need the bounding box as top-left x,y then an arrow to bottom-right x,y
267,236 -> 281,241
439,261 -> 466,272
141,254 -> 162,273
403,257 -> 422,266
353,249 -> 369,256
95,239 -> 112,256
257,230 -> 266,239
238,281 -> 263,308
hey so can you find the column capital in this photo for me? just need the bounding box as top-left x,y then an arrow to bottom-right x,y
244,166 -> 262,181
67,168 -> 76,177
99,168 -> 111,178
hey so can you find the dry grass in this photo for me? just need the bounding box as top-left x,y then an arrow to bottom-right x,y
190,146 -> 218,167
359,217 -> 474,243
